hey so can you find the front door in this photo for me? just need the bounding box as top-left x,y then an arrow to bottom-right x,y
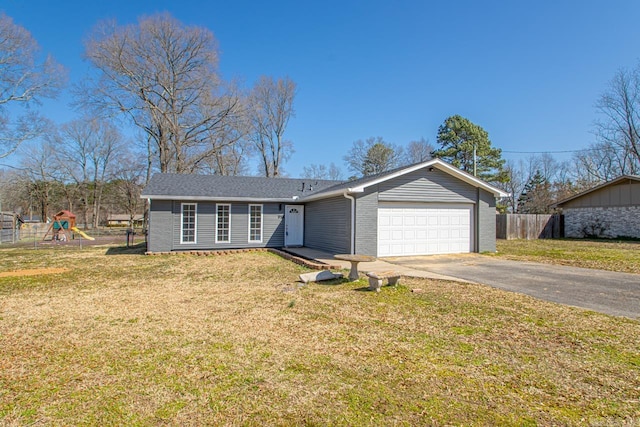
285,205 -> 304,247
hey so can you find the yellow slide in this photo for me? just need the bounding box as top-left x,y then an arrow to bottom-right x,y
71,227 -> 95,240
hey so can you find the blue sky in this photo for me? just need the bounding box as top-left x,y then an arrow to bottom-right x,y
3,0 -> 640,177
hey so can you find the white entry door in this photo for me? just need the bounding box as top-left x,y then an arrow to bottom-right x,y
378,203 -> 473,256
285,205 -> 304,247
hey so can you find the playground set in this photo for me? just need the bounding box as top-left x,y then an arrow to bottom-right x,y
42,211 -> 95,242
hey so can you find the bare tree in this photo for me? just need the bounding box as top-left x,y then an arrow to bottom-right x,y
498,154 -> 588,212
192,84 -> 251,175
573,141 -> 637,183
248,76 -> 296,177
404,137 -> 433,164
344,136 -> 403,177
210,140 -> 252,176
301,162 -> 343,180
591,67 -> 640,177
0,13 -> 66,159
18,139 -> 60,220
111,154 -> 145,227
0,169 -> 30,214
500,160 -> 527,213
81,13 -> 240,174
50,118 -> 124,228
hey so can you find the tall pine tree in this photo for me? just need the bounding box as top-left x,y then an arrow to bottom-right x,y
432,115 -> 507,183
517,170 -> 552,214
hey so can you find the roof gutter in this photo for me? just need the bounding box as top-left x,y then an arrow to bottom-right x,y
343,192 -> 355,254
140,195 -> 302,203
300,187 -> 364,202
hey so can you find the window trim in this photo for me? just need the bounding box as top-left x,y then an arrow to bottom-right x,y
248,204 -> 263,243
215,203 -> 231,243
180,202 -> 197,244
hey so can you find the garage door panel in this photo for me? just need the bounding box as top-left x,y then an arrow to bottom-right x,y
378,203 -> 473,256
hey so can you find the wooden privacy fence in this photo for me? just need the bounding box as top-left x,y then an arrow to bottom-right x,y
496,214 -> 564,240
1,212 -> 20,244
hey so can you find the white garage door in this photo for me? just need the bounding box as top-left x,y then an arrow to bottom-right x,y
378,203 -> 474,256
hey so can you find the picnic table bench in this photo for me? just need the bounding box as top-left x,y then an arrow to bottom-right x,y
366,270 -> 401,292
334,254 -> 376,281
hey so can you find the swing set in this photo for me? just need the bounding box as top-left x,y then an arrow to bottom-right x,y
42,211 -> 94,241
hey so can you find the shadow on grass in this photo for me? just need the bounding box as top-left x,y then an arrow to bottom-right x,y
313,277 -> 375,292
315,277 -> 368,286
105,243 -> 147,256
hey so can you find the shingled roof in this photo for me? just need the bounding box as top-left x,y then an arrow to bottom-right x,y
141,159 -> 509,202
141,173 -> 341,201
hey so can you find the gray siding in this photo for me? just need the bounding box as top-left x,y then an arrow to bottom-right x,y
354,187 -> 379,256
477,189 -> 497,252
226,203 -> 285,248
357,171 -> 497,255
148,200 -> 173,253
304,196 -> 350,253
378,168 -> 477,203
153,201 -> 284,252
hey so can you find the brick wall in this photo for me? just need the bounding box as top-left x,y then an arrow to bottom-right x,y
564,206 -> 640,238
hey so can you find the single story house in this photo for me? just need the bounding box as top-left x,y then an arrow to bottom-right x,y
141,159 -> 508,256
21,214 -> 44,224
107,214 -> 144,227
553,175 -> 640,238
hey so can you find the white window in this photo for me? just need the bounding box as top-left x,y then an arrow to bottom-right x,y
181,203 -> 197,244
216,203 -> 231,243
248,204 -> 263,243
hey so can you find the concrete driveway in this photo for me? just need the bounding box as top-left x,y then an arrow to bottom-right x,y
383,254 -> 640,319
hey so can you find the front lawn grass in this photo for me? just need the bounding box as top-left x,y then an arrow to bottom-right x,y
491,238 -> 640,274
1,245 -> 639,425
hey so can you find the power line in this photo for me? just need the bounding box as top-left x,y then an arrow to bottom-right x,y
502,148 -> 599,154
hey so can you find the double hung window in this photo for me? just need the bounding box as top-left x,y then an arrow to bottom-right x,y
181,203 -> 197,243
249,204 -> 263,242
216,204 -> 231,243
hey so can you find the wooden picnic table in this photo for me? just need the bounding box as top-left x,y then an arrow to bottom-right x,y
334,254 -> 377,281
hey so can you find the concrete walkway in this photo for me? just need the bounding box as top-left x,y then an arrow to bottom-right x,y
283,247 -> 468,282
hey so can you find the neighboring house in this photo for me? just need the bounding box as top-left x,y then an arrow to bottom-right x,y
141,159 -> 508,256
22,214 -> 44,224
553,175 -> 640,238
107,214 -> 144,227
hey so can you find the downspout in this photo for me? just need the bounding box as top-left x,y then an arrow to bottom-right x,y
146,198 -> 151,251
343,192 -> 355,254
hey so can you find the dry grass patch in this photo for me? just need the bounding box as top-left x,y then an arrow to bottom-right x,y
492,239 -> 640,274
1,245 -> 639,425
0,268 -> 70,278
